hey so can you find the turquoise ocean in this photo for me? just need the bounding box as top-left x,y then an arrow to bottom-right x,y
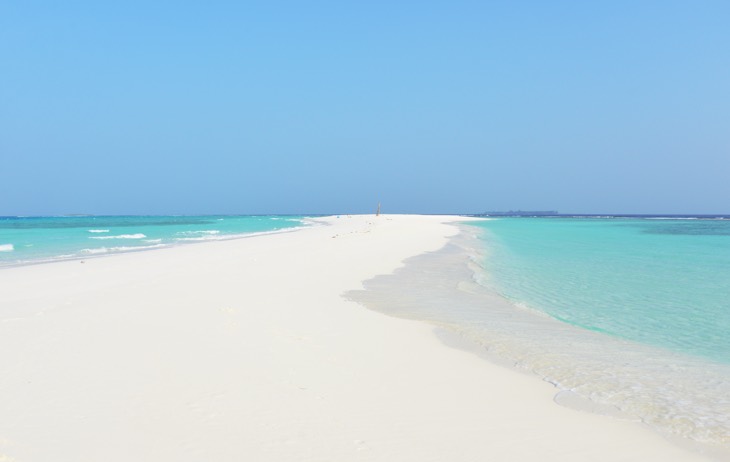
0,215 -> 307,267
467,217 -> 730,450
350,215 -> 730,453
473,217 -> 730,364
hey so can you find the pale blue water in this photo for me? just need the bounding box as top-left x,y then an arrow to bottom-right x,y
352,216 -> 730,449
0,215 -> 307,267
472,217 -> 730,364
447,217 -> 730,450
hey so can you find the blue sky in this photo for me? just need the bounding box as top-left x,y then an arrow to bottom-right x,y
1,1 -> 728,215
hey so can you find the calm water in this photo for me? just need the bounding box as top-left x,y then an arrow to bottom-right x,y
472,217 -> 730,364
468,217 -> 730,451
0,215 -> 307,267
350,216 -> 730,451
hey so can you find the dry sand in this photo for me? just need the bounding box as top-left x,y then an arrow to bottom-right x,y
0,215 -> 715,461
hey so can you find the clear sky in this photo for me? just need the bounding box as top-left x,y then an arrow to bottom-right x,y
1,1 -> 728,215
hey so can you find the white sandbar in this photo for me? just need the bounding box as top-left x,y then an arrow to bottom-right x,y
0,215 -> 715,461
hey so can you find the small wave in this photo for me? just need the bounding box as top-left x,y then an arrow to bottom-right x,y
143,239 -> 162,243
272,217 -> 304,222
176,230 -> 220,236
645,217 -> 699,220
81,247 -> 111,254
88,229 -> 110,233
174,236 -> 223,242
81,244 -> 165,254
0,244 -> 14,252
90,233 -> 147,240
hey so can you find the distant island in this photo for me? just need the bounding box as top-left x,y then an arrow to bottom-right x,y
476,210 -> 559,217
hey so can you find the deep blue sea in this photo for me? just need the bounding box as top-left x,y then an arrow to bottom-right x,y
0,215 -> 307,267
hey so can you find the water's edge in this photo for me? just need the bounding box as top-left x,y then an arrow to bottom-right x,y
345,224 -> 730,461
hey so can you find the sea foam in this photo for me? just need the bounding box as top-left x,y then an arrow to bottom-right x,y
177,230 -> 220,235
174,230 -> 222,241
81,244 -> 165,254
90,233 -> 146,240
0,244 -> 13,252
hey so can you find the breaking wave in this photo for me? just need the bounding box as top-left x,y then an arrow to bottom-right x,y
90,233 -> 146,240
80,244 -> 165,254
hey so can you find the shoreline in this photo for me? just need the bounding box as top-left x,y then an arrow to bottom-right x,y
349,220 -> 730,460
0,215 -> 718,461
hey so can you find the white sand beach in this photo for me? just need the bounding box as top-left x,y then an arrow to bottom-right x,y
0,215 -> 715,461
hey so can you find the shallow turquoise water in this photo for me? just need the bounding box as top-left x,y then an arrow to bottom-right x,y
0,215 -> 307,267
471,218 -> 730,363
345,216 -> 730,447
